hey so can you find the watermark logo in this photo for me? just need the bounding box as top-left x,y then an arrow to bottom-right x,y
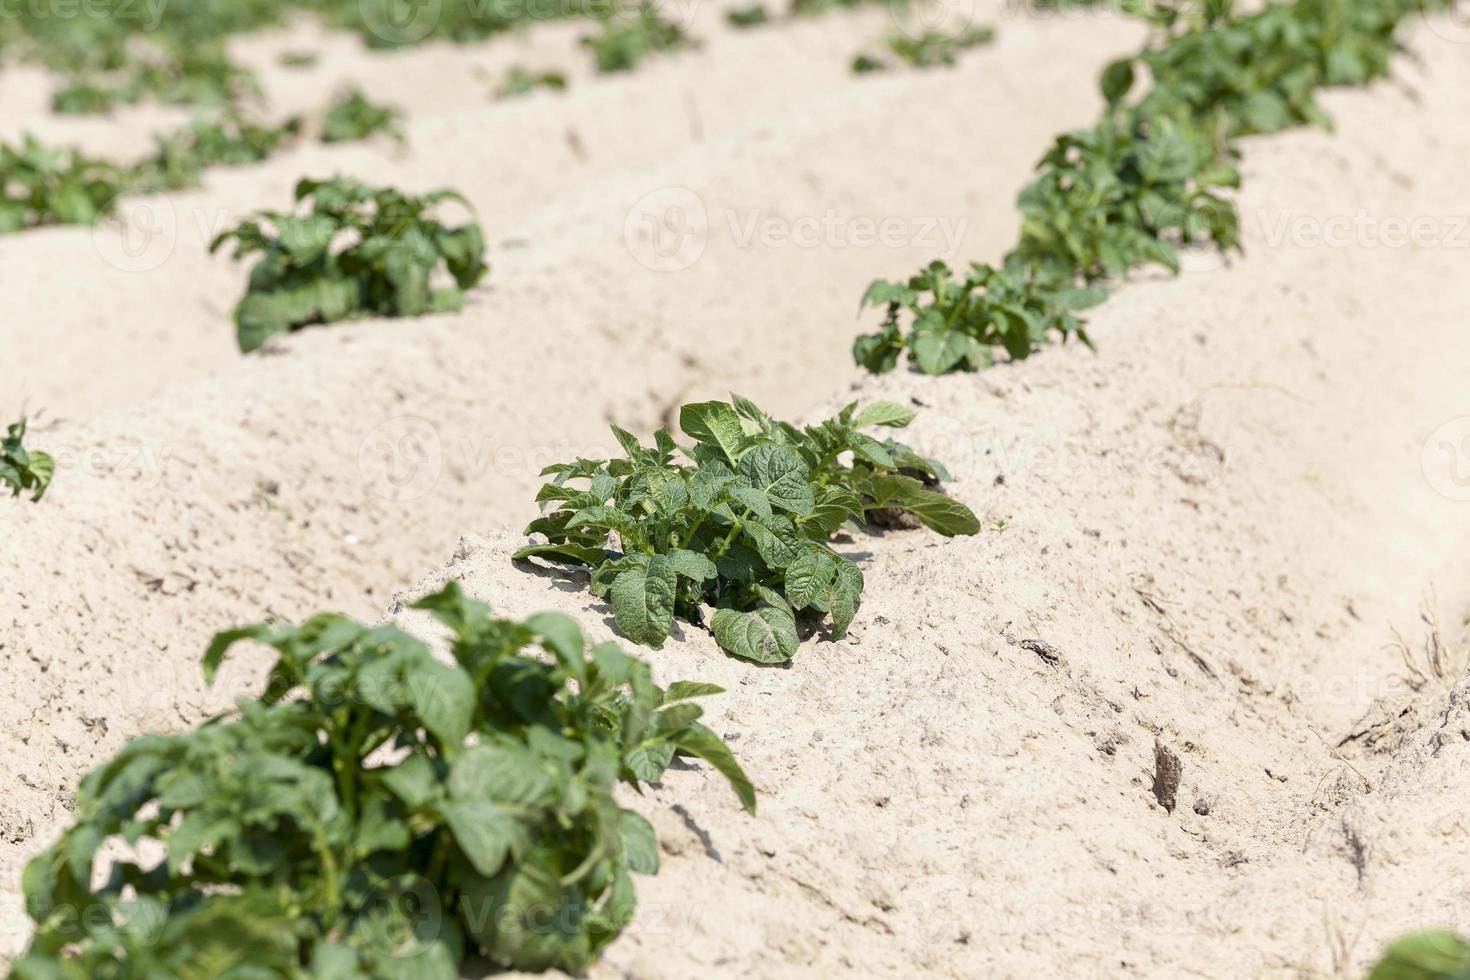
356,875 -> 445,957
623,188 -> 969,271
359,415 -> 444,501
1424,0 -> 1470,45
1422,416 -> 1470,502
624,187 -> 709,273
1258,210 -> 1470,251
892,0 -> 978,40
0,0 -> 170,31
359,0 -> 444,45
92,194 -> 178,274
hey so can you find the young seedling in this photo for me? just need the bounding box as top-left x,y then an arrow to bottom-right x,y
581,4 -> 695,73
726,4 -> 771,26
515,396 -> 978,663
321,88 -> 404,144
885,25 -> 995,69
1,419 -> 54,502
11,583 -> 753,977
210,177 -> 489,352
279,50 -> 319,68
496,66 -> 569,99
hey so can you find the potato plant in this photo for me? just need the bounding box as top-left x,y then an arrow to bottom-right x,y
496,67 -> 570,99
322,89 -> 404,144
9,583 -> 752,978
5,1 -> 276,115
726,4 -> 771,26
210,178 -> 489,352
0,137 -> 126,233
134,115 -> 304,192
581,5 -> 695,73
1,420 -> 54,502
516,397 -> 978,663
854,26 -> 995,72
854,260 -> 1106,374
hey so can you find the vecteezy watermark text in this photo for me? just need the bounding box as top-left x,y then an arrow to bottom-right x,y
624,188 -> 969,273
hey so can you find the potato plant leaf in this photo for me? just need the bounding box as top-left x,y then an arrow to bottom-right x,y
1,419 -> 55,502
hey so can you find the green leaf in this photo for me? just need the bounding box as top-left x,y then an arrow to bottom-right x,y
911,330 -> 970,374
711,607 -> 797,665
618,810 -> 659,874
441,799 -> 532,877
610,556 -> 677,649
662,680 -> 724,702
824,560 -> 864,638
868,474 -> 980,536
409,659 -> 476,747
512,542 -> 608,567
674,722 -> 757,814
625,742 -> 676,783
381,755 -> 440,809
680,401 -> 749,464
852,402 -> 916,429
524,611 -> 585,680
664,549 -> 718,583
1367,933 -> 1470,980
1100,57 -> 1135,104
449,742 -> 556,806
737,444 -> 814,516
784,550 -> 838,610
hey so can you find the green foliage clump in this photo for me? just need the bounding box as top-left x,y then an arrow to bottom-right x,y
854,260 -> 1105,375
1009,113 -> 1241,285
883,25 -> 995,69
37,33 -> 263,116
0,137 -> 125,233
516,396 -> 977,663
581,5 -> 695,73
322,89 -> 404,144
855,0 -> 1451,375
790,0 -> 867,16
726,4 -> 771,26
311,0 -> 533,48
1367,932 -> 1470,979
496,67 -> 570,99
1,419 -> 54,502
8,582 -> 752,978
135,115 -> 304,192
210,177 -> 489,353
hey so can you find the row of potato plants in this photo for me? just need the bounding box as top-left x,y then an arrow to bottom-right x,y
0,88 -> 401,236
853,0 -> 1457,375
0,0 -> 691,125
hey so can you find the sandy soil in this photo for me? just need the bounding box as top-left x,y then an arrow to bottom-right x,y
3,3 -> 1470,976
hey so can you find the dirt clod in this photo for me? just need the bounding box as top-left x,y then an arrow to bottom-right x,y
1152,741 -> 1183,813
